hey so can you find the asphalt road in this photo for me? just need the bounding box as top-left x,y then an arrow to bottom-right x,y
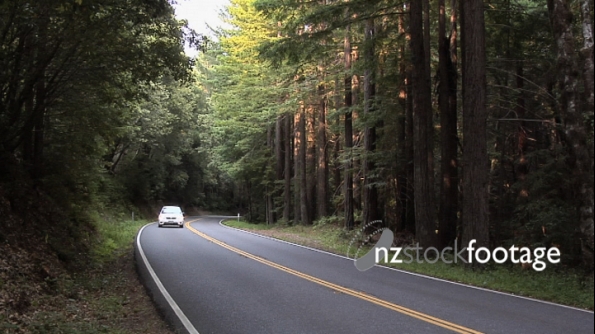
136,216 -> 594,334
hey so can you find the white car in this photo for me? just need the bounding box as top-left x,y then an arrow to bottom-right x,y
158,206 -> 185,228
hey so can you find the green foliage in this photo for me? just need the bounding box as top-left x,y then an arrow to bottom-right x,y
203,0 -> 296,217
177,0 -> 595,272
313,215 -> 344,228
0,0 -> 200,261
506,148 -> 582,264
92,217 -> 148,262
106,72 -> 236,211
0,0 -> 190,150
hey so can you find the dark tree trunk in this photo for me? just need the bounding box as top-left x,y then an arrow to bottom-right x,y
438,0 -> 459,248
306,106 -> 316,223
363,18 -> 379,225
461,0 -> 490,251
266,124 -> 275,224
273,114 -> 285,222
332,76 -> 342,209
398,5 -> 416,234
294,110 -> 302,224
352,52 -> 362,214
283,113 -> 293,222
297,105 -> 311,225
247,180 -> 253,221
411,0 -> 437,248
33,78 -> 45,179
396,11 -> 409,232
317,76 -> 328,218
515,62 -> 530,201
404,68 -> 416,234
344,22 -> 355,230
276,115 -> 284,181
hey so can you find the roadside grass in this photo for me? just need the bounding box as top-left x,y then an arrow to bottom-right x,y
91,214 -> 148,261
223,220 -> 594,311
2,216 -> 172,334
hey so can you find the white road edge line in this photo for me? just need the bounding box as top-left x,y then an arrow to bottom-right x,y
137,223 -> 200,334
217,219 -> 594,314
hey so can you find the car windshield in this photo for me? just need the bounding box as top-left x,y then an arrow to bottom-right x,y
161,207 -> 181,214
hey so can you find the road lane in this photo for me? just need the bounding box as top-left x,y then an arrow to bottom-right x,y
185,222 -> 479,333
136,216 -> 594,334
138,217 -> 456,333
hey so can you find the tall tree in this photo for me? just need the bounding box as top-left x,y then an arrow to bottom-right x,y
297,104 -> 311,224
344,19 -> 355,230
396,3 -> 416,234
283,113 -> 293,221
275,113 -> 285,221
362,17 -> 379,225
461,0 -> 489,251
438,0 -> 459,247
411,0 -> 437,248
306,103 -> 317,223
317,68 -> 329,218
210,0 -> 290,220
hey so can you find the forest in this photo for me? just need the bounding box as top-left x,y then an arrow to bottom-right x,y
0,0 -> 593,274
204,0 -> 594,270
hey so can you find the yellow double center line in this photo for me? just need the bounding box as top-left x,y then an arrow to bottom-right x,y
186,220 -> 482,334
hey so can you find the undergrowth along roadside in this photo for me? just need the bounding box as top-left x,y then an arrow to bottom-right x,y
223,220 -> 594,311
1,214 -> 172,334
92,214 -> 148,262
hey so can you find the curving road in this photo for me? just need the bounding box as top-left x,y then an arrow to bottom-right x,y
135,216 -> 594,334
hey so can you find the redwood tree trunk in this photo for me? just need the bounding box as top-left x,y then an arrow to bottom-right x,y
438,0 -> 459,248
294,110 -> 302,223
344,21 -> 355,230
306,106 -> 316,224
461,0 -> 490,251
400,5 -> 416,234
317,74 -> 328,218
275,116 -> 284,181
298,105 -> 311,225
411,0 -> 437,248
283,113 -> 292,222
405,69 -> 416,234
332,77 -> 342,209
266,125 -> 273,224
363,18 -> 379,225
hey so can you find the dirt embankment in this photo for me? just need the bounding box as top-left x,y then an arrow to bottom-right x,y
0,185 -> 171,333
0,184 -> 68,329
